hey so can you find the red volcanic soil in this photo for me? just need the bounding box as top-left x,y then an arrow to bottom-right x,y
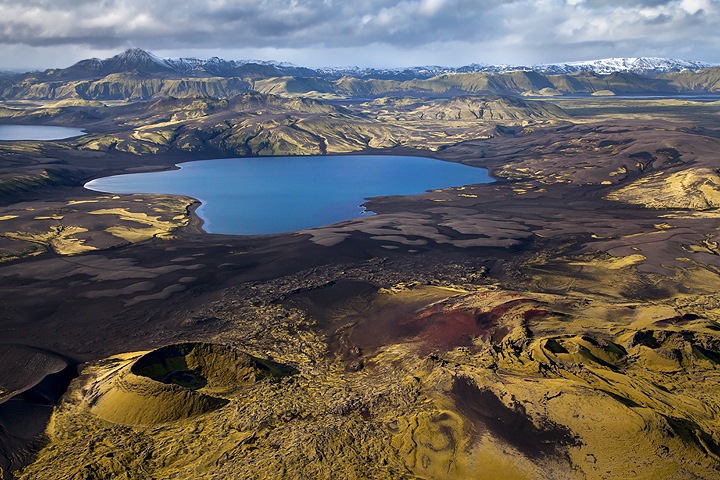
283,283 -> 550,366
342,295 -> 536,353
395,298 -> 534,349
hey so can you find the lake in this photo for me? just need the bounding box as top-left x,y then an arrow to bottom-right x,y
0,125 -> 86,140
85,155 -> 491,235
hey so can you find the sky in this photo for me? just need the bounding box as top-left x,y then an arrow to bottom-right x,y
0,0 -> 717,71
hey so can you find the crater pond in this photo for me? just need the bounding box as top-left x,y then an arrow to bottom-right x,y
85,155 -> 492,235
0,125 -> 86,140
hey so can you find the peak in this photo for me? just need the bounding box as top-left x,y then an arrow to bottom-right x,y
101,49 -> 172,74
534,57 -> 719,75
119,48 -> 152,57
113,49 -> 162,62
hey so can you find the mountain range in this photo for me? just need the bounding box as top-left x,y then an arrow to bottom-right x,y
38,49 -> 720,80
2,49 -> 720,101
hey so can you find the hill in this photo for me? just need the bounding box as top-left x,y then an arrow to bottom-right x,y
409,95 -> 570,121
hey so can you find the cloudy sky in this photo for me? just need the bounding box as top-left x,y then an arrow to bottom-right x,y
0,0 -> 717,71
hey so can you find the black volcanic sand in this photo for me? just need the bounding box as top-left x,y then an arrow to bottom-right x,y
0,345 -> 76,477
1,113 -> 720,477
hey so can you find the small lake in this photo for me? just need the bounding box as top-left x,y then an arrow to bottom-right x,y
85,155 -> 491,235
0,125 -> 86,141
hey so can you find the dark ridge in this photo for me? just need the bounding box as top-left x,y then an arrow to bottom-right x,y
666,416 -> 720,459
629,151 -> 657,162
655,147 -> 682,162
654,313 -> 701,327
544,339 -> 569,354
450,376 -> 581,460
628,330 -> 661,348
598,139 -> 633,148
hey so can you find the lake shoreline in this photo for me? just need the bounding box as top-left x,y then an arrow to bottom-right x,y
84,155 -> 492,235
0,124 -> 86,141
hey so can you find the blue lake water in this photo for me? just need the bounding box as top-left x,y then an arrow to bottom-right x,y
85,155 -> 491,235
0,125 -> 86,140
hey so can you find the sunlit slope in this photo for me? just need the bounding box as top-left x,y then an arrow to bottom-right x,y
86,343 -> 290,425
2,73 -> 252,101
605,167 -> 720,210
253,71 -> 676,97
0,92 -> 569,158
410,95 -> 570,121
663,67 -> 720,92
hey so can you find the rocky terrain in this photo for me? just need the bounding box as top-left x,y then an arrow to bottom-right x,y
0,89 -> 720,479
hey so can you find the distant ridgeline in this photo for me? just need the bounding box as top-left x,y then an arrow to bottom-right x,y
2,49 -> 720,101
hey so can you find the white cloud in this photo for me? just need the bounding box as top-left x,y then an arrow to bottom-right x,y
0,0 -> 716,70
680,0 -> 711,13
419,0 -> 448,15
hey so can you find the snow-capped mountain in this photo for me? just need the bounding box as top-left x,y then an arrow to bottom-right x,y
102,48 -> 171,74
314,58 -> 717,78
61,49 -> 314,78
317,63 -> 535,79
272,57 -> 719,79
163,55 -> 308,76
533,57 -> 719,75
58,49 -> 719,80
316,65 -> 458,80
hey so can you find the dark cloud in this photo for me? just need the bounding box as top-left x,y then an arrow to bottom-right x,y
0,0 -> 717,68
642,13 -> 673,24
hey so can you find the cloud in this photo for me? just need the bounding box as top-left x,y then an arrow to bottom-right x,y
0,0 -> 717,68
418,0 -> 449,15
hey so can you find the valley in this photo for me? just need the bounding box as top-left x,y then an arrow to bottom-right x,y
0,55 -> 720,479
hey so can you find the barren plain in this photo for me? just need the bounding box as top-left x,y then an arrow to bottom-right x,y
0,92 -> 720,479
